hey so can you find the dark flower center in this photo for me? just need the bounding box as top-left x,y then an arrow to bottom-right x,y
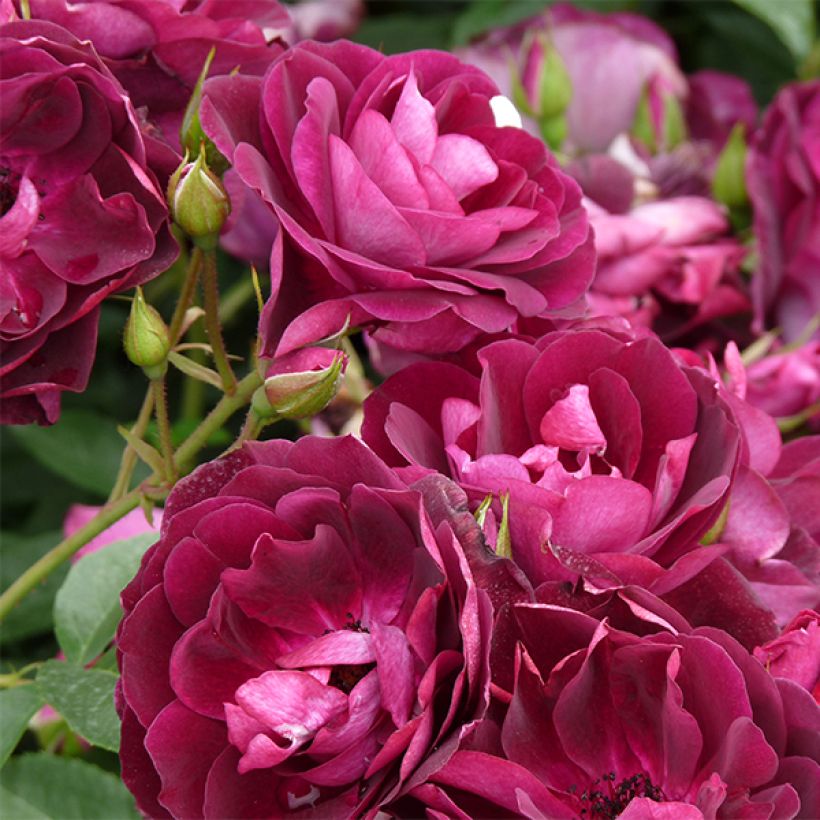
328,663 -> 375,694
577,772 -> 665,818
0,166 -> 20,216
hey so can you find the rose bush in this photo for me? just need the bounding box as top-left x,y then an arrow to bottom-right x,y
401,607 -> 820,819
0,20 -> 175,424
116,435 -> 492,818
747,81 -> 820,341
200,39 -> 594,358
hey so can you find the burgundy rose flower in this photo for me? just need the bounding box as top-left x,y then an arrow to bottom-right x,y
0,20 -> 175,425
747,81 -> 820,341
403,607 -> 820,819
116,436 -> 491,818
362,326 -> 783,649
200,40 -> 594,358
19,0 -> 288,156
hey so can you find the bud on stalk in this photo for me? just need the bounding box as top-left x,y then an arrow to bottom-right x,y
124,288 -> 171,379
252,349 -> 347,422
167,147 -> 230,250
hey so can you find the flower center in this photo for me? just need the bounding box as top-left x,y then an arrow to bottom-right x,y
325,613 -> 374,694
0,166 -> 21,217
577,772 -> 665,818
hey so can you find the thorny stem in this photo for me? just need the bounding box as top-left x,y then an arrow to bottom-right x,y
153,377 -> 176,482
201,249 -> 236,394
168,246 -> 202,343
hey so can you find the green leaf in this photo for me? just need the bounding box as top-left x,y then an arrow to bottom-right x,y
0,531 -> 67,645
732,0 -> 816,61
0,686 -> 44,768
36,662 -> 119,752
0,754 -> 138,819
10,409 -> 125,497
54,533 -> 156,665
0,785 -> 50,819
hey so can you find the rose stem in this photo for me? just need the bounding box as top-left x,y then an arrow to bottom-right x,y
201,249 -> 236,394
108,387 -> 155,502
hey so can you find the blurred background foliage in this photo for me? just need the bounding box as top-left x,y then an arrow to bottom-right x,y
1,0 -> 817,721
353,0 -> 818,104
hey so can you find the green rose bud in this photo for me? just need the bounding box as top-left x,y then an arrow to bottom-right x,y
124,287 -> 171,378
251,349 -> 347,421
167,147 -> 231,250
712,123 -> 749,211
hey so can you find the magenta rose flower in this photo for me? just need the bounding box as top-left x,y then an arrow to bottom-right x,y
755,610 -> 820,698
0,20 -> 175,425
200,40 -> 594,358
116,436 -> 491,818
579,186 -> 749,343
747,81 -> 820,341
362,326 -> 785,649
403,607 -> 820,819
723,338 -> 820,429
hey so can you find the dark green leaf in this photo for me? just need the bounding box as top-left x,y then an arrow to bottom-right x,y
0,754 -> 138,819
54,533 -> 156,665
355,13 -> 455,53
0,687 -> 44,768
36,662 -> 119,752
451,0 -> 549,46
732,0 -> 815,61
0,531 -> 67,645
9,410 -> 125,497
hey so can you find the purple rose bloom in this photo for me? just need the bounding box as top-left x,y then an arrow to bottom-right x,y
362,326 -> 786,649
404,607 -> 820,819
200,40 -> 594,358
747,81 -> 820,341
0,20 -> 175,425
116,436 -> 491,818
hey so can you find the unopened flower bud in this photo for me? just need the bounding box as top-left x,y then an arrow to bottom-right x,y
712,123 -> 749,210
124,287 -> 170,378
252,349 -> 347,421
511,34 -> 572,127
167,147 -> 230,249
179,47 -> 229,175
631,78 -> 687,154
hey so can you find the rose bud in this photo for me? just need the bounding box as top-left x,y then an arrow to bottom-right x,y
511,34 -> 573,149
123,288 -> 171,378
252,348 -> 347,421
167,148 -> 230,249
712,122 -> 749,211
